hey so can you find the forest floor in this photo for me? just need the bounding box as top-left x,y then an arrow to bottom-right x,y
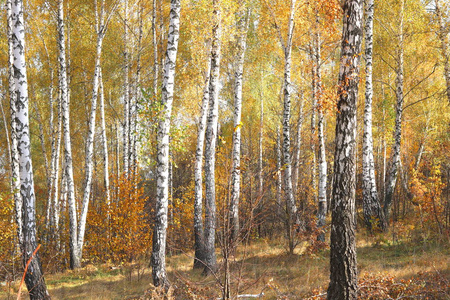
2,234 -> 449,299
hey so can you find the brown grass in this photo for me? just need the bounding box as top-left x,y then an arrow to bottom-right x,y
1,235 -> 448,299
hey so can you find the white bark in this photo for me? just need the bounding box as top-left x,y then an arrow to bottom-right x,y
362,0 -> 384,230
151,0 -> 181,287
193,58 -> 211,269
384,0 -> 404,224
203,0 -> 221,274
280,0 -> 298,254
77,0 -> 107,264
292,97 -> 304,196
7,0 -> 22,247
230,8 -> 249,245
123,0 -> 130,175
11,0 -> 50,297
435,0 -> 450,104
315,32 -> 327,240
99,69 -> 111,207
57,0 -> 80,269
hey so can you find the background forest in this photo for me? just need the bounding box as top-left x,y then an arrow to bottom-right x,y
0,0 -> 449,298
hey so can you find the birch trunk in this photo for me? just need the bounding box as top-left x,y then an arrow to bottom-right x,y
77,0 -> 106,265
276,126 -> 282,212
281,0 -> 298,254
435,0 -> 450,104
99,69 -> 111,207
230,9 -> 248,245
11,0 -> 50,297
7,0 -> 23,247
203,0 -> 221,275
151,0 -> 181,287
327,0 -> 362,298
57,0 -> 80,270
152,0 -> 159,99
258,85 -> 264,198
362,0 -> 385,231
292,97 -> 304,196
384,0 -> 404,225
123,0 -> 130,175
193,59 -> 211,269
315,33 -> 327,241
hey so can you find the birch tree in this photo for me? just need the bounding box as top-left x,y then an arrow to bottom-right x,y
58,0 -> 79,269
383,0 -> 405,225
123,0 -> 130,175
7,0 -> 22,247
362,0 -> 385,231
327,0 -> 362,298
272,0 -> 298,254
314,29 -> 327,241
10,0 -> 50,297
203,0 -> 222,274
229,7 -> 249,245
435,0 -> 450,104
193,58 -> 211,269
151,0 -> 181,286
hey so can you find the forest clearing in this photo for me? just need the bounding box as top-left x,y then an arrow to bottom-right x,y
0,0 -> 449,298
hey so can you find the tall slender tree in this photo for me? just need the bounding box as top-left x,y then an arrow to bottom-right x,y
435,0 -> 450,104
384,0 -> 405,224
229,6 -> 249,245
151,0 -> 181,286
193,58 -> 211,269
58,0 -> 79,269
362,0 -> 385,231
327,0 -> 362,298
6,0 -> 22,248
203,0 -> 222,275
10,0 -> 50,297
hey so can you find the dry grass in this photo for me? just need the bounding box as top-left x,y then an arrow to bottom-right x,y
1,235 -> 448,299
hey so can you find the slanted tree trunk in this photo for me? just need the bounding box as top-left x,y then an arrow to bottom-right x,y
362,0 -> 385,231
10,0 -> 50,297
151,0 -> 181,287
203,0 -> 221,275
384,0 -> 404,225
229,7 -> 249,245
327,0 -> 362,299
77,0 -> 108,267
193,58 -> 211,269
7,0 -> 22,247
435,0 -> 450,104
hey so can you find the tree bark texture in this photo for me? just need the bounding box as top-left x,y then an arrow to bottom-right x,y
229,8 -> 248,245
7,0 -> 23,247
11,0 -> 50,297
281,0 -> 298,254
203,0 -> 222,275
77,1 -> 106,266
327,0 -> 362,299
58,0 -> 79,269
193,59 -> 211,269
362,0 -> 385,231
435,0 -> 450,104
384,0 -> 404,225
152,0 -> 181,287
